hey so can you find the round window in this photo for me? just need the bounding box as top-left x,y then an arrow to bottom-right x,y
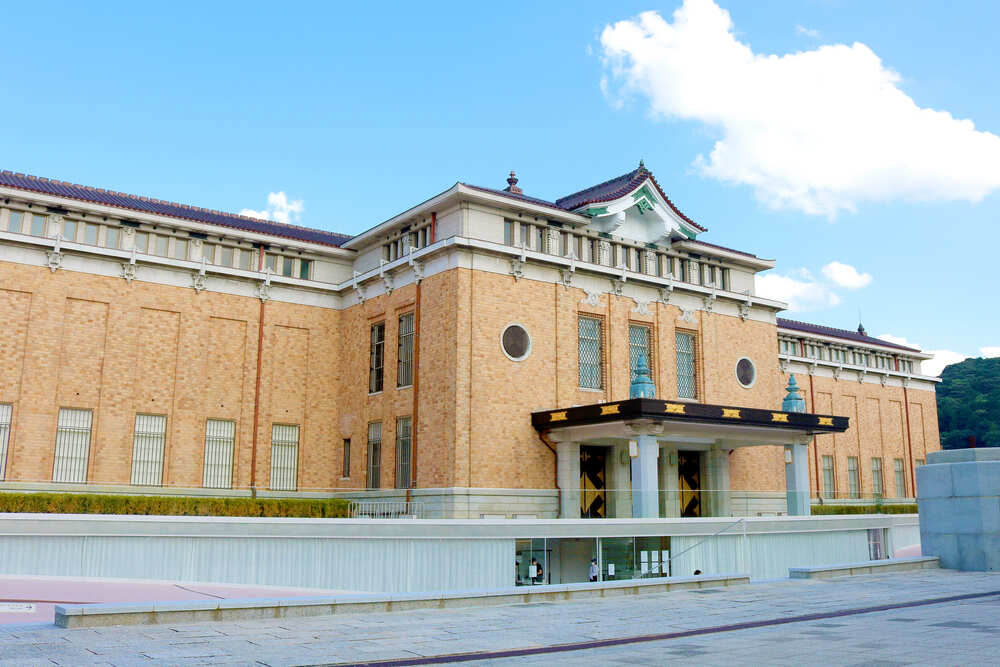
736,357 -> 756,388
501,324 -> 532,361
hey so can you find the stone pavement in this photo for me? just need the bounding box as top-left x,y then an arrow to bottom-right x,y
1,569 -> 998,666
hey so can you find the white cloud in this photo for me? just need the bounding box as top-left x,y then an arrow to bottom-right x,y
821,261 -> 872,289
240,191 -> 304,225
795,25 -> 820,38
600,0 -> 1000,218
756,270 -> 841,312
921,349 -> 968,377
877,333 -> 920,349
980,346 -> 1000,357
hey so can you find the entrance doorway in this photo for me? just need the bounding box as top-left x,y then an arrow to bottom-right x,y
580,445 -> 606,518
678,450 -> 702,517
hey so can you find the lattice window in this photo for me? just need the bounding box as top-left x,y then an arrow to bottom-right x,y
203,419 -> 235,489
130,414 -> 166,486
395,417 -> 412,489
847,457 -> 860,498
269,424 -> 299,491
675,332 -> 698,400
871,457 -> 884,497
397,313 -> 415,387
628,324 -> 652,380
367,421 -> 382,489
578,317 -> 603,389
53,408 -> 92,483
894,458 -> 906,498
369,323 -> 385,393
821,455 -> 835,499
0,403 -> 11,481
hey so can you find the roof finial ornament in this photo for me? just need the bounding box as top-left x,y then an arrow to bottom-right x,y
782,374 -> 806,413
504,170 -> 523,195
638,158 -> 645,170
629,353 -> 656,399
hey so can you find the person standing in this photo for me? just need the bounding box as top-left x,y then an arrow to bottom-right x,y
589,558 -> 599,582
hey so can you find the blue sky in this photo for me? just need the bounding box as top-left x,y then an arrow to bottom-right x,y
2,0 -> 997,373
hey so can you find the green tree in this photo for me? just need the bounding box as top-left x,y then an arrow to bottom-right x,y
937,357 -> 1000,449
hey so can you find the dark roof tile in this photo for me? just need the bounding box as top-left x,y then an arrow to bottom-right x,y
777,318 -> 921,352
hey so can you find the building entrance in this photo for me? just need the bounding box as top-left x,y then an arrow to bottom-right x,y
678,450 -> 702,517
580,445 -> 606,518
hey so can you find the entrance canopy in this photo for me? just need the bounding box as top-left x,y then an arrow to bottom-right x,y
531,398 -> 849,520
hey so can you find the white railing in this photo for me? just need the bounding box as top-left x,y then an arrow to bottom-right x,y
348,500 -> 425,519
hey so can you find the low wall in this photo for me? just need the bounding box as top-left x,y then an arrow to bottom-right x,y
0,513 -> 919,591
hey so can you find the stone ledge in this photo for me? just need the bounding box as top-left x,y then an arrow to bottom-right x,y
54,573 -> 750,628
788,556 -> 939,579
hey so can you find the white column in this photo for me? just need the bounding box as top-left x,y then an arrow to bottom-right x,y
659,446 -> 680,518
785,442 -> 811,516
607,443 -> 632,518
557,441 -> 581,519
630,435 -> 660,518
705,445 -> 732,517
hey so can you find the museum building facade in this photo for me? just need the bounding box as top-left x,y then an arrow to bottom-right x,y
0,164 -> 940,517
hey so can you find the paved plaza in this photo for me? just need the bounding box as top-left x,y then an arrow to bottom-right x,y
1,569 -> 998,666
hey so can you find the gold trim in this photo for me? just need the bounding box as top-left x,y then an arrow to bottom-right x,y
600,404 -> 620,416
771,412 -> 789,423
817,416 -> 834,426
665,403 -> 686,415
721,408 -> 741,419
549,411 -> 568,422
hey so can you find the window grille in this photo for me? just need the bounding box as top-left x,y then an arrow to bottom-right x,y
675,332 -> 698,400
130,414 -> 166,486
578,317 -> 603,389
367,421 -> 382,489
395,417 -> 412,489
342,438 -> 351,478
821,455 -> 835,499
628,324 -> 652,379
894,458 -> 906,497
53,408 -> 92,483
397,313 -> 415,387
369,323 -> 385,393
269,424 -> 299,491
872,457 -> 884,496
847,457 -> 860,498
0,403 -> 11,481
203,419 -> 235,489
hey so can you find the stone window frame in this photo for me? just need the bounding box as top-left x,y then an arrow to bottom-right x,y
577,315 -> 605,391
500,322 -> 532,362
734,356 -> 757,389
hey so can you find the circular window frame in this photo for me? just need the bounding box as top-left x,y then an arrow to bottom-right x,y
500,323 -> 532,362
735,357 -> 757,388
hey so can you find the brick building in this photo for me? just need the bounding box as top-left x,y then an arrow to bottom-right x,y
0,164 -> 939,517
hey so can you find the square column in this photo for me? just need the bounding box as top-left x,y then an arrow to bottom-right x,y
704,446 -> 732,517
659,446 -> 680,518
785,443 -> 811,516
630,435 -> 660,518
607,443 -> 632,518
556,441 -> 581,519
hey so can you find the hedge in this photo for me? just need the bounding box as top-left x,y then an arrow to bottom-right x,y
0,492 -> 351,518
811,503 -> 917,515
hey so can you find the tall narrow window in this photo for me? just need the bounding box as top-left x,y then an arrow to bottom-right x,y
367,421 -> 382,489
203,419 -> 235,489
395,417 -> 412,489
130,414 -> 166,486
299,259 -> 311,279
0,403 -> 11,481
7,211 -> 23,233
84,223 -> 99,245
894,458 -> 906,498
219,246 -> 234,267
369,322 -> 385,393
134,232 -> 149,252
578,316 -> 603,389
173,238 -> 188,260
821,455 -> 835,499
675,332 -> 698,400
269,424 -> 299,491
397,313 -> 415,387
240,248 -> 255,270
202,243 -> 216,263
154,234 -> 169,256
872,457 -> 884,497
504,220 -> 514,245
53,408 -> 92,483
62,220 -> 78,241
30,214 -> 46,236
847,456 -> 860,499
342,438 -> 351,478
282,256 -> 294,277
628,324 -> 652,380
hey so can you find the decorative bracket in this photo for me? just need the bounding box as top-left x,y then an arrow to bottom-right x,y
632,295 -> 653,315
808,361 -> 818,376
352,270 -> 366,303
379,259 -> 394,295
121,245 -> 137,284
739,289 -> 752,321
857,368 -> 867,384
703,289 -> 717,314
509,258 -> 525,281
678,307 -> 696,324
258,266 -> 273,302
902,376 -> 911,389
832,366 -> 843,382
610,278 -> 625,296
45,234 -> 64,272
658,282 -> 674,306
880,373 -> 889,387
408,246 -> 425,284
779,358 -> 790,374
192,256 -> 207,294
559,268 -> 574,290
580,289 -> 602,307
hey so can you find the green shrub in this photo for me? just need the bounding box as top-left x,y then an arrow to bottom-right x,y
811,503 -> 917,515
0,492 -> 351,518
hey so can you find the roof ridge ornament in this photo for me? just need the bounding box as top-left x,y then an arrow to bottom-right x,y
504,170 -> 523,195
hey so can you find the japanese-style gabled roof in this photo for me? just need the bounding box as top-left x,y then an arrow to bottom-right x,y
777,318 -> 921,353
0,170 -> 352,248
460,183 -> 568,213
554,165 -> 707,232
